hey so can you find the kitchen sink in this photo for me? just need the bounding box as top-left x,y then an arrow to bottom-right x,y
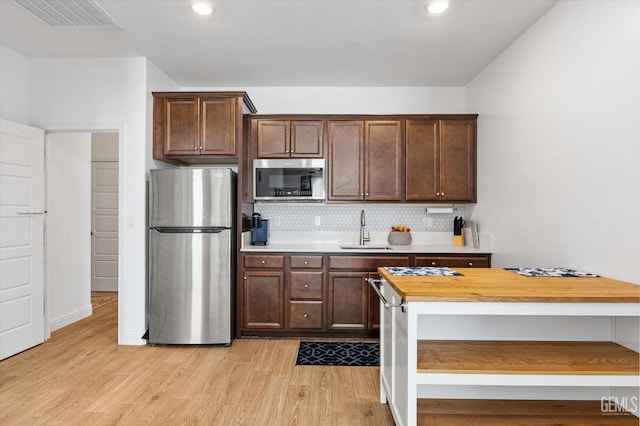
339,244 -> 390,250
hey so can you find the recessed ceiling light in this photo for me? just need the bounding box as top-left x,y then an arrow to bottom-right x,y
426,0 -> 449,15
192,1 -> 214,16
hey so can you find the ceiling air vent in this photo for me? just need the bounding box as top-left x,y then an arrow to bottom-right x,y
14,0 -> 120,28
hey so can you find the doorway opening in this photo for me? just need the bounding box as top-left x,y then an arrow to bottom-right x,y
45,131 -> 120,332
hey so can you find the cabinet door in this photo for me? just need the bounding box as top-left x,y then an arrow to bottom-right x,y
327,121 -> 364,200
289,301 -> 323,329
327,272 -> 367,330
365,120 -> 403,201
164,98 -> 199,155
256,120 -> 290,158
368,272 -> 381,330
244,254 -> 285,269
289,271 -> 323,300
439,119 -> 476,202
291,121 -> 323,157
415,255 -> 490,268
243,271 -> 284,329
405,119 -> 439,201
290,255 -> 323,269
200,97 -> 236,155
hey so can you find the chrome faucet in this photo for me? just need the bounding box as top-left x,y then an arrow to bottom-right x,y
359,209 -> 370,245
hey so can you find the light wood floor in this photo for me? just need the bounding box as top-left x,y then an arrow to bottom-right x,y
0,298 -> 394,425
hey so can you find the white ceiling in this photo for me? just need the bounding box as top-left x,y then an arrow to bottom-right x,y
0,0 -> 558,87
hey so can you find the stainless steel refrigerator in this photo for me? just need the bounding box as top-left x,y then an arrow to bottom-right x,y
148,168 -> 236,345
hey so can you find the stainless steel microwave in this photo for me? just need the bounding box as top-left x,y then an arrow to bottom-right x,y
253,159 -> 325,201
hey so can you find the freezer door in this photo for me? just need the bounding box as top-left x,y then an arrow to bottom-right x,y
149,168 -> 235,228
149,229 -> 233,344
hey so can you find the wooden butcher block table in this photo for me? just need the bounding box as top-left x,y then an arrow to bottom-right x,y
374,267 -> 640,426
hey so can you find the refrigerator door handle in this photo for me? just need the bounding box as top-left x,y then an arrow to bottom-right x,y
152,227 -> 227,233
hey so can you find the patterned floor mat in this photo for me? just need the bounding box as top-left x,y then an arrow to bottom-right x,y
295,342 -> 379,366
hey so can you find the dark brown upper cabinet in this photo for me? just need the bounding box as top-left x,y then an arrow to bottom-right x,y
256,120 -> 323,158
327,120 -> 403,201
406,117 -> 476,202
153,91 -> 256,164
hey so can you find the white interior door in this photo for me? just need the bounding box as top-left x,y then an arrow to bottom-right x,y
0,119 -> 45,360
91,161 -> 118,292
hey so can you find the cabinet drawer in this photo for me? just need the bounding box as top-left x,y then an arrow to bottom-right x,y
289,301 -> 323,329
290,255 -> 323,269
289,271 -> 324,300
329,256 -> 410,270
244,255 -> 285,269
415,255 -> 490,268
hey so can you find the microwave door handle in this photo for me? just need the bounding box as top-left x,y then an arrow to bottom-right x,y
258,170 -> 262,182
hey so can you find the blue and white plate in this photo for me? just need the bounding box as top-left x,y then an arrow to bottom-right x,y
385,267 -> 463,276
505,268 -> 599,277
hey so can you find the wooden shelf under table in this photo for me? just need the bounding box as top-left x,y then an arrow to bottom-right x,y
417,399 -> 639,425
417,340 -> 639,376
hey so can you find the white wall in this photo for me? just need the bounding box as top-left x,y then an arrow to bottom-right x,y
0,45 -> 29,123
29,57 -> 149,345
46,133 -> 92,331
466,0 -> 640,285
146,60 -> 179,171
182,86 -> 466,114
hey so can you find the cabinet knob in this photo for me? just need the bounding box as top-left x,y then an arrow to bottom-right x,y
304,283 -> 309,288
365,193 -> 369,196
468,262 -> 473,266
431,261 -> 437,266
195,147 -> 199,151
243,276 -> 247,280
304,260 -> 309,265
261,260 -> 266,264
441,192 -> 445,196
303,313 -> 309,318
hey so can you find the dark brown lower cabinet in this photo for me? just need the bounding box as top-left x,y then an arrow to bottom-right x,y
327,256 -> 411,332
242,270 -> 284,329
240,252 -> 491,337
415,255 -> 491,268
289,301 -> 323,329
326,271 -> 385,331
328,272 -> 369,330
368,272 -> 382,330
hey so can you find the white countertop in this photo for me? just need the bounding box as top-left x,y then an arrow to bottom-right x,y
241,231 -> 492,254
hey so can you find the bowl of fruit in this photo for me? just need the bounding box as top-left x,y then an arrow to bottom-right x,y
388,224 -> 412,245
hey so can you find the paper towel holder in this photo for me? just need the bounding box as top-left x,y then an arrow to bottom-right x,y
425,207 -> 453,215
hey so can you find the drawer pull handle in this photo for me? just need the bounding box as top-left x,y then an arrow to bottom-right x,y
304,260 -> 309,265
261,260 -> 266,264
303,313 -> 309,318
468,262 -> 473,266
431,261 -> 437,266
367,278 -> 406,312
304,284 -> 309,288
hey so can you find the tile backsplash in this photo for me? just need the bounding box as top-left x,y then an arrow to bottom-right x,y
254,203 -> 465,232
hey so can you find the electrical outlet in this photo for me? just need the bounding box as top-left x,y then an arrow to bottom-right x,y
314,216 -> 321,226
423,216 -> 434,228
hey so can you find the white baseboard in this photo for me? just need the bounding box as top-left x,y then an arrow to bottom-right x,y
119,331 -> 147,346
49,305 -> 92,332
